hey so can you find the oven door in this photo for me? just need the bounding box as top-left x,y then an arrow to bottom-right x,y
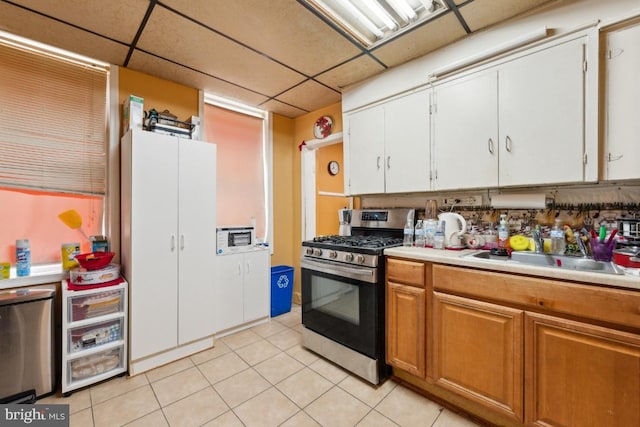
301,258 -> 382,359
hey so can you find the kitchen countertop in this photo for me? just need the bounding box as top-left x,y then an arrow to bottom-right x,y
384,247 -> 640,292
0,264 -> 67,290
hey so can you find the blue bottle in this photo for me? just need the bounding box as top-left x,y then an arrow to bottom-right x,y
16,239 -> 31,276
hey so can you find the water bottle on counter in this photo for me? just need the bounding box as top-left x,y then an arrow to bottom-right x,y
414,220 -> 425,247
550,218 -> 566,255
16,239 -> 31,276
433,222 -> 445,249
403,218 -> 414,247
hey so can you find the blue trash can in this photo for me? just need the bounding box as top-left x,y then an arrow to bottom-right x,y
271,265 -> 294,317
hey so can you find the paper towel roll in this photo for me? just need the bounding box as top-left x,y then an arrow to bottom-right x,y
490,193 -> 547,209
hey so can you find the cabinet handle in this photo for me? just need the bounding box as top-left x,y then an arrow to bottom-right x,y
180,234 -> 185,250
376,156 -> 381,170
505,136 -> 512,153
171,235 -> 176,251
246,261 -> 250,275
387,156 -> 391,170
237,263 -> 242,276
488,138 -> 494,154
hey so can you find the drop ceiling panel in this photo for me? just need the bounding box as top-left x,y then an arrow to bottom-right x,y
260,99 -> 308,118
7,0 -> 147,43
460,0 -> 554,32
160,0 -> 363,76
315,55 -> 386,90
138,6 -> 306,97
276,80 -> 342,112
128,51 -> 270,107
372,13 -> 468,67
0,1 -> 129,65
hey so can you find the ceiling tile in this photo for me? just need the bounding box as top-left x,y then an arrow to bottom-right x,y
160,0 -> 363,76
275,80 -> 342,112
315,55 -> 386,90
372,13 -> 467,67
127,51 -> 270,107
6,0 -> 147,43
459,0 -> 554,32
260,99 -> 308,118
0,1 -> 129,65
137,6 -> 306,97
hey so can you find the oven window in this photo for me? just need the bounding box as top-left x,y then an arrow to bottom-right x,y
310,276 -> 359,325
229,232 -> 251,246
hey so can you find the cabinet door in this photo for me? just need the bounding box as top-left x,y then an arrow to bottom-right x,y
525,312 -> 640,427
214,254 -> 244,333
178,140 -> 217,344
432,292 -> 523,422
384,90 -> 431,193
603,22 -> 640,180
242,250 -> 270,322
345,106 -> 385,195
499,38 -> 585,186
432,70 -> 499,190
129,131 -> 179,360
386,282 -> 426,377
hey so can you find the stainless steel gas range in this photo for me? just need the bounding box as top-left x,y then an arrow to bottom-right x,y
300,208 -> 414,385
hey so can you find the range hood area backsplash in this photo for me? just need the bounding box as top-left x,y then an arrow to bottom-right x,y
360,181 -> 640,231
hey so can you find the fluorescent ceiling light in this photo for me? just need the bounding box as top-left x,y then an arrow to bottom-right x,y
304,0 -> 448,48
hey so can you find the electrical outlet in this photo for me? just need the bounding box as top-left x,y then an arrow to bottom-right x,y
441,195 -> 483,207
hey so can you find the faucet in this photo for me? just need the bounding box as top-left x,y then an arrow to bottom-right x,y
532,226 -> 544,254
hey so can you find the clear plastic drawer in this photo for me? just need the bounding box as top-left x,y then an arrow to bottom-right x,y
68,318 -> 123,353
68,288 -> 125,322
68,346 -> 124,382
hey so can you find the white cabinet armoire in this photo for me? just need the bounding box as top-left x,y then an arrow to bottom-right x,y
121,129 -> 217,375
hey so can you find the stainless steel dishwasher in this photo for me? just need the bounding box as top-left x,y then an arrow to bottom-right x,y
0,285 -> 56,403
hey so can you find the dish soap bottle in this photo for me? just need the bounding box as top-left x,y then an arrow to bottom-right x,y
498,214 -> 509,248
550,218 -> 566,255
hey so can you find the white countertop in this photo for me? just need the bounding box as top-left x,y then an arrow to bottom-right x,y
384,247 -> 640,291
0,264 -> 68,290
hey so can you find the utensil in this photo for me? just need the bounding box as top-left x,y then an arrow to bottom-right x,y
598,225 -> 606,242
58,209 -> 90,240
606,228 -> 618,244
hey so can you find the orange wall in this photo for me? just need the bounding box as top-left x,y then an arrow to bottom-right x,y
316,142 -> 350,236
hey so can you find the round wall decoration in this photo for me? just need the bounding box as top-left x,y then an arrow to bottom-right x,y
313,116 -> 333,139
328,160 -> 340,175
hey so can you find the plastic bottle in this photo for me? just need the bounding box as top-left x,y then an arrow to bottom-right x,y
403,218 -> 414,247
498,214 -> 509,248
433,221 -> 445,249
16,239 -> 31,276
550,218 -> 566,255
424,219 -> 438,247
414,220 -> 425,248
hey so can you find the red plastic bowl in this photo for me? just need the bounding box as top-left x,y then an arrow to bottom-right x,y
75,252 -> 115,270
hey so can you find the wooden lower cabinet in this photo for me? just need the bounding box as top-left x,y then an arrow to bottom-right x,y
525,312 -> 640,427
387,281 -> 426,377
432,292 -> 524,422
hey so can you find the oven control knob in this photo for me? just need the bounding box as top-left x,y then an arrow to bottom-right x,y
356,255 -> 365,264
313,248 -> 323,256
305,248 -> 314,255
345,253 -> 354,262
329,250 -> 337,259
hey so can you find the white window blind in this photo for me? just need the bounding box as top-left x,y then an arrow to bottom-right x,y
0,41 -> 108,195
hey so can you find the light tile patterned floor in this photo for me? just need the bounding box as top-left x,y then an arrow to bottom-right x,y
40,305 -> 480,427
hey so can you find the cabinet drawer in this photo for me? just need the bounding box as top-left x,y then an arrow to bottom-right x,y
433,264 -> 640,329
68,345 -> 124,383
387,258 -> 426,288
68,288 -> 125,322
68,318 -> 124,354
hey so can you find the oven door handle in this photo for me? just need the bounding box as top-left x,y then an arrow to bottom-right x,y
301,258 -> 377,284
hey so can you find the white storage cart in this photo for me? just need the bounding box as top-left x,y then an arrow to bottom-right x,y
61,279 -> 128,396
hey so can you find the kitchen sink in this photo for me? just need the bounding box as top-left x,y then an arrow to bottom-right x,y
465,250 -> 624,275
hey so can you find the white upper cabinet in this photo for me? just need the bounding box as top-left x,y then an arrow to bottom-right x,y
498,37 -> 586,186
603,20 -> 640,181
433,35 -> 591,190
432,70 -> 499,190
345,89 -> 430,195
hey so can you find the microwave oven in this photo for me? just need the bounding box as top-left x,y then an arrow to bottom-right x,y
216,226 -> 256,254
